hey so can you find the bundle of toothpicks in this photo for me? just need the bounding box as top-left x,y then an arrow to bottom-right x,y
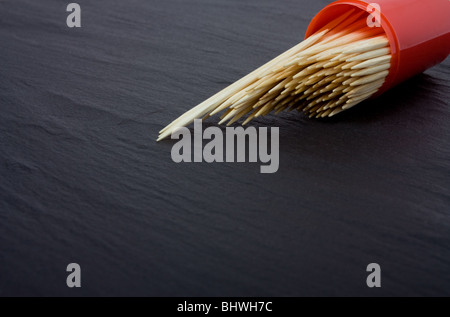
158,10 -> 391,141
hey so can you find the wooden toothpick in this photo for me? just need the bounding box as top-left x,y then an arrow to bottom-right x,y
158,12 -> 392,141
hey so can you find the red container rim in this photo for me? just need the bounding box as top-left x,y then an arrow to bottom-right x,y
304,0 -> 400,96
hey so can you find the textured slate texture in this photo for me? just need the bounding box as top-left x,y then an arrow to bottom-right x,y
0,0 -> 449,296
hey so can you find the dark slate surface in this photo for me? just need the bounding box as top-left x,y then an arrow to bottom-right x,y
0,0 -> 449,296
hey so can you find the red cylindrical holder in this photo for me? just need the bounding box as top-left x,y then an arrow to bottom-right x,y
305,0 -> 450,95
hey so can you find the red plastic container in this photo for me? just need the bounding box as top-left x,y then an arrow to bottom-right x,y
305,0 -> 450,95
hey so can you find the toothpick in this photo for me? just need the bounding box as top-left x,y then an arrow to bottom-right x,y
158,12 -> 392,140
